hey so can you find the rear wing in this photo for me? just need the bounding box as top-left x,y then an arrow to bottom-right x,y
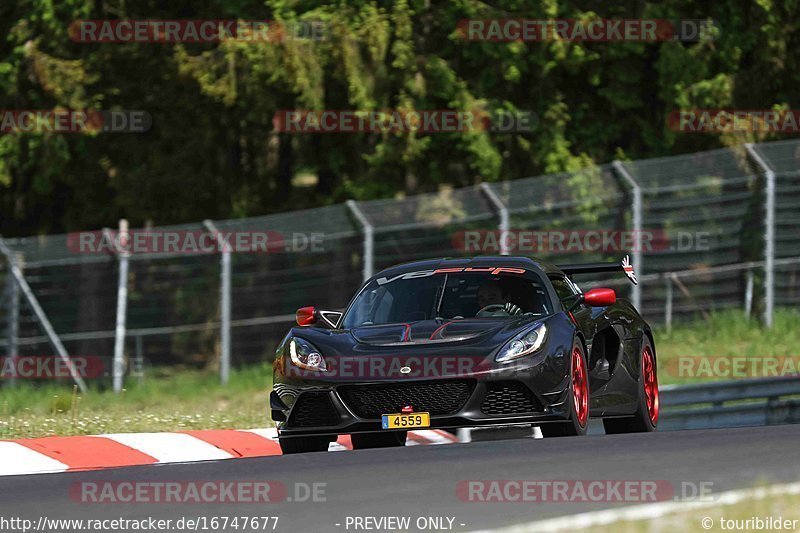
558,255 -> 638,285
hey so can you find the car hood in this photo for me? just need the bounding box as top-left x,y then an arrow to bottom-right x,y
277,314 -> 563,382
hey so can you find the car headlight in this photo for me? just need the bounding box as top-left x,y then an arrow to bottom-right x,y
495,323 -> 547,363
288,337 -> 328,371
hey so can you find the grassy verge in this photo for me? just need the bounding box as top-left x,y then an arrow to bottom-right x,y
1,309 -> 798,439
654,309 -> 800,385
586,484 -> 800,533
0,364 -> 272,439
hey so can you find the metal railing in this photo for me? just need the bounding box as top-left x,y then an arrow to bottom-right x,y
469,376 -> 800,440
659,376 -> 800,430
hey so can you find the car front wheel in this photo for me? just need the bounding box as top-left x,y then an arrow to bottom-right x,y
603,337 -> 659,434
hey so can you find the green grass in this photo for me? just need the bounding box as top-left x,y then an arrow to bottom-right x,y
654,309 -> 800,385
584,482 -> 800,533
1,309 -> 798,440
0,364 -> 272,439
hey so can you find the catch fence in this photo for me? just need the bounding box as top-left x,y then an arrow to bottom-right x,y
1,140 -> 798,389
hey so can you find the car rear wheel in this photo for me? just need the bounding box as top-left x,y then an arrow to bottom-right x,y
541,338 -> 589,437
603,337 -> 659,434
279,436 -> 331,454
351,431 -> 407,449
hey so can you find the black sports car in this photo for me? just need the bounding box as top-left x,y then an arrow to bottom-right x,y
270,254 -> 658,453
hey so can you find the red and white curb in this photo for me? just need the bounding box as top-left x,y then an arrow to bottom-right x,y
0,428 -> 459,476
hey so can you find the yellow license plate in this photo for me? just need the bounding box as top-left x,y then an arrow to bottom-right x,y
381,412 -> 430,429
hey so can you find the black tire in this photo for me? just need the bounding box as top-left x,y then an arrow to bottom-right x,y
603,337 -> 659,434
541,338 -> 589,437
351,431 -> 407,449
279,436 -> 331,454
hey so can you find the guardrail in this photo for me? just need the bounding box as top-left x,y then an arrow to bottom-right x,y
659,376 -> 800,431
466,376 -> 800,440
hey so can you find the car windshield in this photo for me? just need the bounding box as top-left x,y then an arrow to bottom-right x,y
342,270 -> 553,328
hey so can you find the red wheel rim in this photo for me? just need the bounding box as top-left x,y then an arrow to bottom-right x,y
571,346 -> 589,427
642,345 -> 659,425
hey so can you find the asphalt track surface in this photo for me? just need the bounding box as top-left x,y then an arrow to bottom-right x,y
1,425 -> 799,533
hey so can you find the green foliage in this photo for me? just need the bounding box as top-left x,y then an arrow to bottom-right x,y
1,0 -> 799,234
656,309 -> 800,385
0,365 -> 274,438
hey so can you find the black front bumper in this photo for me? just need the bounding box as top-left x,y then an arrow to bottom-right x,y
272,375 -> 572,437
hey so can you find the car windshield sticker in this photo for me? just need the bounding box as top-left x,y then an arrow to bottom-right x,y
375,267 -> 527,285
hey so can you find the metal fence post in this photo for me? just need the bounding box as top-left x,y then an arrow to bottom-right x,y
745,268 -> 754,317
135,334 -> 144,385
346,200 -> 374,281
0,237 -> 87,393
664,274 -> 673,332
480,183 -> 510,255
111,220 -> 130,393
4,254 -> 20,387
612,161 -> 642,311
204,220 -> 231,385
745,143 -> 775,328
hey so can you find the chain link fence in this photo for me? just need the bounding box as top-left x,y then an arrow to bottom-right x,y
1,140 -> 799,389
750,140 -> 800,307
619,146 -> 763,321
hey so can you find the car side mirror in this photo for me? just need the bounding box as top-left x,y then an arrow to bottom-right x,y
583,288 -> 617,307
296,306 -> 317,326
295,307 -> 344,328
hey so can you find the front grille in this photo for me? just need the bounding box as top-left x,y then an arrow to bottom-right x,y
288,392 -> 340,427
338,380 -> 475,419
481,381 -> 540,416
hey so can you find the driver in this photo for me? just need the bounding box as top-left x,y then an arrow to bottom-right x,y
476,281 -> 522,316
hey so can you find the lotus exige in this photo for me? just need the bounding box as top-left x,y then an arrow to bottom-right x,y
270,255 -> 658,453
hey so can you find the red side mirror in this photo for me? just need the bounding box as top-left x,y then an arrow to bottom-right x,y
296,306 -> 317,326
584,288 -> 616,307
